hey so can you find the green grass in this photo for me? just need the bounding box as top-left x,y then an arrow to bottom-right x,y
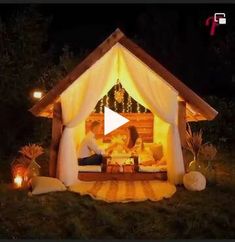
0,150 -> 235,239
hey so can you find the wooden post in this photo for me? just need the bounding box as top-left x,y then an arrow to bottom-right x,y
49,102 -> 63,177
178,101 -> 186,148
178,100 -> 187,171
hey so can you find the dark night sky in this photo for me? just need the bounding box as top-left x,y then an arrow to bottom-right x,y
1,4 -> 235,97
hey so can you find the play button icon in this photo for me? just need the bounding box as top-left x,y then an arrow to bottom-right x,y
104,107 -> 130,135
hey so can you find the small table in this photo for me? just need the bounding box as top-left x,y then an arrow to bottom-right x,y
102,155 -> 139,173
78,155 -> 167,181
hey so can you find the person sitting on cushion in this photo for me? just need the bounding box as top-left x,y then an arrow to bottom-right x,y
77,121 -> 105,166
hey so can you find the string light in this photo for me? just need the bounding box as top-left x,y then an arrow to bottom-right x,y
127,94 -> 132,113
114,84 -> 118,111
137,102 -> 141,113
105,95 -> 110,108
100,97 -> 104,113
122,94 -> 125,112
114,100 -> 117,112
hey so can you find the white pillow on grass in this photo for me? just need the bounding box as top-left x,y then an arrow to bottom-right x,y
183,171 -> 206,191
30,176 -> 67,195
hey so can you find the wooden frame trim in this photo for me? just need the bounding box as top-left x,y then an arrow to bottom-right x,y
178,100 -> 187,147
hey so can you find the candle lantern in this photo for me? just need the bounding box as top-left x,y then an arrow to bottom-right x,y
11,144 -> 44,188
14,175 -> 23,188
11,161 -> 27,188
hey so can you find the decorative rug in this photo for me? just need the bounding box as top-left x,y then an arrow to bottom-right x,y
68,180 -> 176,203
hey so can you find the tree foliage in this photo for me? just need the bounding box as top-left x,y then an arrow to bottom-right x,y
0,7 -> 77,158
190,96 -> 235,151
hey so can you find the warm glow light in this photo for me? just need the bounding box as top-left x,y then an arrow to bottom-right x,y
33,91 -> 42,99
14,175 -> 23,188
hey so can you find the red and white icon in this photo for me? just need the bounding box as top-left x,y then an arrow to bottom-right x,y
205,13 -> 226,36
104,107 -> 130,135
214,13 -> 226,25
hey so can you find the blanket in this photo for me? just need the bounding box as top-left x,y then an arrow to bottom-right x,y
69,180 -> 176,203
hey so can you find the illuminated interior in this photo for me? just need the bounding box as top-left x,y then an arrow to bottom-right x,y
56,43 -> 185,185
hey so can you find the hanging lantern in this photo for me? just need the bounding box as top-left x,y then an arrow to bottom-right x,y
33,90 -> 43,99
114,79 -> 125,104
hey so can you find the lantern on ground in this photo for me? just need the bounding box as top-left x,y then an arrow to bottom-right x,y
11,161 -> 27,189
14,175 -> 23,188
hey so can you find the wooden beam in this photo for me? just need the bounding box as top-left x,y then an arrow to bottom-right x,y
49,102 -> 63,177
178,100 -> 187,171
178,101 -> 187,148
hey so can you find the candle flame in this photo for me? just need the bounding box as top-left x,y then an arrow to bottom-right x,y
14,175 -> 23,188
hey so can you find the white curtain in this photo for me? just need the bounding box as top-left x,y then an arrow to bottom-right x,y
57,47 -> 118,186
117,45 -> 185,184
57,44 -> 185,186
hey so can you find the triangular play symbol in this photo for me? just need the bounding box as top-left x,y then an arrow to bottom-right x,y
104,107 -> 130,135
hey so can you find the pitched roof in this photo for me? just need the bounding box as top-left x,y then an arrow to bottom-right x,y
29,28 -> 218,121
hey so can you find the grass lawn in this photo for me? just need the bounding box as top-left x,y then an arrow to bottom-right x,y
0,151 -> 235,239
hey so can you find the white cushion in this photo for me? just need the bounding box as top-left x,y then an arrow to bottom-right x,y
30,176 -> 67,195
139,165 -> 167,172
183,171 -> 206,191
78,165 -> 101,172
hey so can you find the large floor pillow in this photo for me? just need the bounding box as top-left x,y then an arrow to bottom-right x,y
30,176 -> 67,195
183,171 -> 206,191
139,165 -> 167,172
148,143 -> 163,161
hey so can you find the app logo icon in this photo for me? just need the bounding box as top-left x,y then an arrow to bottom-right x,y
205,13 -> 226,36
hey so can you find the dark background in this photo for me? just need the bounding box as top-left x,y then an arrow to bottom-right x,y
0,4 -> 234,159
1,4 -> 235,96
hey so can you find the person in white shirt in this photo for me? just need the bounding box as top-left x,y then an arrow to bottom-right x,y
77,121 -> 105,166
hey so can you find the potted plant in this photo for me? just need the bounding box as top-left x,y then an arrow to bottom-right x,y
200,143 -> 217,185
185,124 -> 203,172
19,144 -> 44,181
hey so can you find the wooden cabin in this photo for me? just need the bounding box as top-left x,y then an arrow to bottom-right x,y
29,29 -> 218,185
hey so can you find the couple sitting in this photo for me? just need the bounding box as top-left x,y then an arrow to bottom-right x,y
77,121 -> 153,166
